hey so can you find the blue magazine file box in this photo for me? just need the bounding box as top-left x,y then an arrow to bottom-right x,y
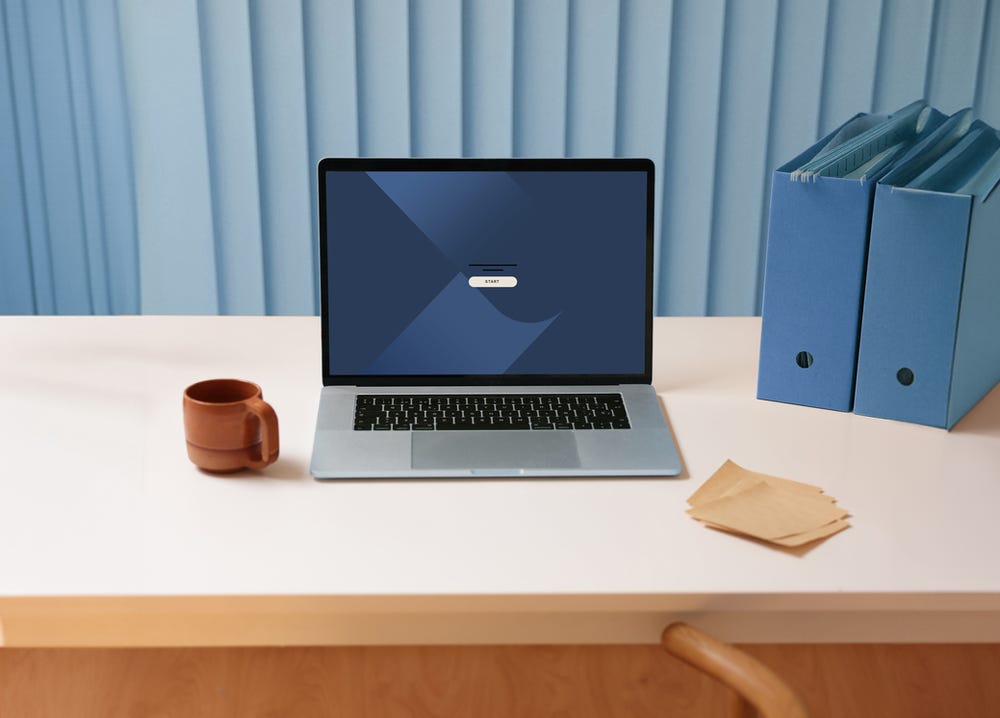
853,125 -> 1000,428
757,110 -> 943,411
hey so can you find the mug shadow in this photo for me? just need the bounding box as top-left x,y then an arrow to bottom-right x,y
198,455 -> 310,481
259,455 -> 310,480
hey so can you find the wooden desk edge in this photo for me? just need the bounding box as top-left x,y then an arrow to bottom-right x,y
3,594 -> 1000,647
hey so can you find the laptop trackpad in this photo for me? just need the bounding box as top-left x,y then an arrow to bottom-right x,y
411,432 -> 580,471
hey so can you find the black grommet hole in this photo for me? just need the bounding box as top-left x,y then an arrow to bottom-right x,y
795,351 -> 814,369
897,367 -> 914,386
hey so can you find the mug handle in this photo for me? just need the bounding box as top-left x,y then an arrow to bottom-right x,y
245,397 -> 279,468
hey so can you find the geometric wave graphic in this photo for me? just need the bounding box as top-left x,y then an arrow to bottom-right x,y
365,171 -> 529,264
367,273 -> 557,375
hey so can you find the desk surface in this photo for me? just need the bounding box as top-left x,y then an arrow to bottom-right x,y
1,316 -> 999,647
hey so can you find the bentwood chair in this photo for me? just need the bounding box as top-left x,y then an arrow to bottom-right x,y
661,623 -> 810,718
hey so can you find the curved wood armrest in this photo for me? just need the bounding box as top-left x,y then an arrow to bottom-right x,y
661,623 -> 809,718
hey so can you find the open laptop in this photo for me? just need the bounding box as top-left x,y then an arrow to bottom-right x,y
310,158 -> 682,479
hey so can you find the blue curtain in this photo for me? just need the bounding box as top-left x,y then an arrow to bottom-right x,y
3,0 -> 999,316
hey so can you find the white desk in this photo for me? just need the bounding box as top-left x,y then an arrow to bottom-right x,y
1,316 -> 999,647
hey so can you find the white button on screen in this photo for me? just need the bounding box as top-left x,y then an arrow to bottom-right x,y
469,276 -> 517,288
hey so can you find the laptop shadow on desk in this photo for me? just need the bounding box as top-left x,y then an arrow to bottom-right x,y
318,474 -> 679,486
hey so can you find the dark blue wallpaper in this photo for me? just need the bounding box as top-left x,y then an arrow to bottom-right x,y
326,170 -> 647,376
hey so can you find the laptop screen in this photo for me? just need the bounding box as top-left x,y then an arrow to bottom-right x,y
319,159 -> 653,385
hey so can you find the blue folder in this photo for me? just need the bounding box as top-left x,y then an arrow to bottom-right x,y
853,116 -> 1000,428
757,105 -> 945,411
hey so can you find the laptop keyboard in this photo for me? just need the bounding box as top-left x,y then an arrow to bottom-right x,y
353,394 -> 631,431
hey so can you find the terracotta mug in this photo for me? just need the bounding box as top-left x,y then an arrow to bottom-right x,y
183,379 -> 279,472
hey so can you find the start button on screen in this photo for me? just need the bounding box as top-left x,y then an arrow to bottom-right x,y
469,276 -> 518,288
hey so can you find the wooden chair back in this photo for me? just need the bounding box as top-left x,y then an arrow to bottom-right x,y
661,623 -> 810,718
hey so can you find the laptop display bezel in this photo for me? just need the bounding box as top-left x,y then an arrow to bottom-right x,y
318,157 -> 654,387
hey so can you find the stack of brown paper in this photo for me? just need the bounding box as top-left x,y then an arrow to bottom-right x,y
687,460 -> 850,547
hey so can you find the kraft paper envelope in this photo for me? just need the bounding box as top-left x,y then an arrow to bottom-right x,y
688,460 -> 825,506
697,517 -> 850,547
688,460 -> 850,547
688,482 -> 847,540
770,519 -> 850,547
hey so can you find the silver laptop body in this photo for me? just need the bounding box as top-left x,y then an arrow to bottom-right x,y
311,158 -> 682,479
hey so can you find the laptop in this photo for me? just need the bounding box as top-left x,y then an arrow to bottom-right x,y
310,158 -> 682,479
